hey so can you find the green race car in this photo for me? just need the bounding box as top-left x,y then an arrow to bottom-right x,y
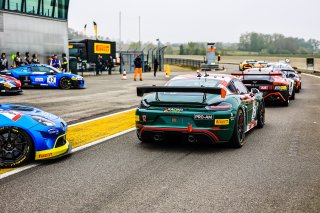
136,74 -> 265,148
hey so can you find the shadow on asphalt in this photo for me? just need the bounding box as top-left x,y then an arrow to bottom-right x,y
138,141 -> 234,154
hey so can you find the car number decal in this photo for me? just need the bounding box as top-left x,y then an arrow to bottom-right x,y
47,75 -> 56,85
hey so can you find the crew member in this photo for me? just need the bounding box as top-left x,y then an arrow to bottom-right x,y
134,55 -> 143,81
0,53 -> 8,71
107,56 -> 114,75
96,55 -> 104,75
61,53 -> 69,72
217,54 -> 221,64
31,54 -> 40,64
14,52 -> 23,67
153,58 -> 159,77
24,52 -> 32,65
50,55 -> 61,69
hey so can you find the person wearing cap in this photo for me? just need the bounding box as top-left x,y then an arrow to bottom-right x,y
133,55 -> 143,81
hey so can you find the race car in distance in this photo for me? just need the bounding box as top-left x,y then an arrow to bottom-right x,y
0,104 -> 71,167
136,74 -> 265,148
232,68 -> 295,106
253,61 -> 268,68
267,62 -> 302,93
0,75 -> 22,94
239,59 -> 257,71
1,64 -> 85,89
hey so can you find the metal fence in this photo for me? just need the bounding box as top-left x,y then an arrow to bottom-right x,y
164,58 -> 203,68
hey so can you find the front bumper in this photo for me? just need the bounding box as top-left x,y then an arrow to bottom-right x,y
35,135 -> 72,160
0,85 -> 22,94
71,79 -> 85,88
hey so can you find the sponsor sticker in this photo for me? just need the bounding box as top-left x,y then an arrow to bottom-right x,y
163,108 -> 183,113
0,111 -> 23,122
194,114 -> 213,120
35,78 -> 43,82
38,153 -> 53,159
48,129 -> 59,134
135,115 -> 140,122
215,119 -> 229,125
94,43 -> 111,54
142,115 -> 147,122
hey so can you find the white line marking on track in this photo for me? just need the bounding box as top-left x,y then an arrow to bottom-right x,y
0,109 -> 137,180
302,73 -> 320,79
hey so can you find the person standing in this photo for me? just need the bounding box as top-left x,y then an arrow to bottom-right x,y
50,55 -> 61,69
61,53 -> 69,72
133,55 -> 143,81
153,58 -> 159,77
0,53 -> 8,71
24,52 -> 32,65
96,55 -> 104,75
31,54 -> 40,64
107,56 -> 114,75
14,52 -> 23,67
217,54 -> 221,64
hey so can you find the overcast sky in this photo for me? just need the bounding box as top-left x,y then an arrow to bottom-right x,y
68,0 -> 320,44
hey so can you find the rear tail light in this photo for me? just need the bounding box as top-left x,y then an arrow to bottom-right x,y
206,102 -> 232,111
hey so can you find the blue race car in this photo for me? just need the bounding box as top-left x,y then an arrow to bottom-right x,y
2,64 -> 85,89
0,75 -> 22,94
0,104 -> 71,167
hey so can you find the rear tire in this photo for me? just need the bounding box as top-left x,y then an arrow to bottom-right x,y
230,109 -> 245,148
290,88 -> 295,100
257,102 -> 265,128
0,127 -> 33,168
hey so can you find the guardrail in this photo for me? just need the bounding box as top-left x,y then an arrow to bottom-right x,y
164,58 -> 203,68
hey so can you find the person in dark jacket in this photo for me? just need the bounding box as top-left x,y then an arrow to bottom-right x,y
31,54 -> 40,64
61,53 -> 69,72
24,52 -> 32,65
153,58 -> 159,77
0,53 -> 8,71
106,56 -> 114,75
96,55 -> 104,75
133,55 -> 143,81
14,52 -> 23,67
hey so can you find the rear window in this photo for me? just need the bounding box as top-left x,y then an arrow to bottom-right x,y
166,79 -> 222,87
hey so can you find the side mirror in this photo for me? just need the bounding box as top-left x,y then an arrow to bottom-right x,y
297,71 -> 302,74
251,88 -> 260,95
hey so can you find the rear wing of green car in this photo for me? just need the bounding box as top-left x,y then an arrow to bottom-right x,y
137,86 -> 226,99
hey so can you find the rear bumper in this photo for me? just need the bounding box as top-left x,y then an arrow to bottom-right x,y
0,86 -> 22,94
263,91 -> 288,102
138,126 -> 225,144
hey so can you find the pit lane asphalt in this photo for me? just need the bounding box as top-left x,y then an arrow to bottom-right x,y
1,66 -> 320,212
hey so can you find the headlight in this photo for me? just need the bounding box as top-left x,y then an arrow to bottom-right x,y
32,116 -> 55,126
72,76 -> 83,80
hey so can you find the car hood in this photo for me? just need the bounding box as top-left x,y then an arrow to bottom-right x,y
0,104 -> 59,121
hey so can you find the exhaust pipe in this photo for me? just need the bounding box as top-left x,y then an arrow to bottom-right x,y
188,135 -> 196,143
154,134 -> 162,141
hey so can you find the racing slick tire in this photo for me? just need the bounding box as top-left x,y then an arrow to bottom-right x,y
59,77 -> 72,89
0,127 -> 34,168
282,91 -> 290,107
230,109 -> 245,148
290,88 -> 296,100
257,102 -> 265,128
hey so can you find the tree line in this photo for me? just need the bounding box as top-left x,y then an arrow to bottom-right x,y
238,32 -> 320,55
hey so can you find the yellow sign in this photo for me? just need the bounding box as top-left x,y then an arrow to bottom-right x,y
94,43 -> 111,54
215,119 -> 230,125
68,44 -> 73,49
